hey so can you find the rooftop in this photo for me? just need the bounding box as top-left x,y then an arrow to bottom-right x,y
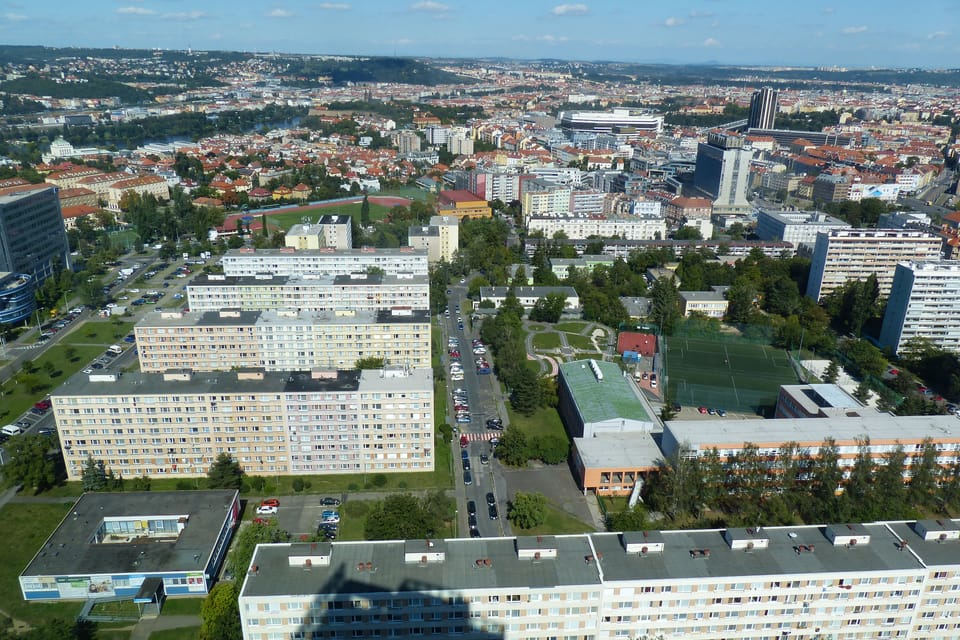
189,273 -> 428,288
574,432 -> 663,471
22,491 -> 237,578
559,359 -> 655,426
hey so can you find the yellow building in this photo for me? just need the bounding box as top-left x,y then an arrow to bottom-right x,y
437,190 -> 491,220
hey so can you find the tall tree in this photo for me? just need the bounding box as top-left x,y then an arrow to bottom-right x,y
199,582 -> 242,640
81,455 -> 107,492
207,453 -> 243,490
648,276 -> 681,335
3,434 -> 60,493
508,492 -> 548,529
360,194 -> 371,227
808,438 -> 843,522
909,438 -> 940,509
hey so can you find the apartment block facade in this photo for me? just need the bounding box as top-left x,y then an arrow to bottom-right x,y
805,229 -> 943,301
285,216 -> 353,251
879,260 -> 960,355
51,367 -> 434,480
186,273 -> 429,314
220,247 -> 428,278
527,214 -> 666,241
239,520 -> 960,640
754,209 -> 849,255
134,308 -> 431,373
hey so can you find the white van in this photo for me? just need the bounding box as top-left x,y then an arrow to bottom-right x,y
107,345 -> 123,355
2,424 -> 23,436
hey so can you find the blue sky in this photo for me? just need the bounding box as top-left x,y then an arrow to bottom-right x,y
0,1 -> 954,68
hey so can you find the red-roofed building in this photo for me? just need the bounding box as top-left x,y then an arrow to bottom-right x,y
58,186 -> 98,208
291,183 -> 311,201
107,175 -> 170,210
617,332 -> 658,358
61,205 -> 106,230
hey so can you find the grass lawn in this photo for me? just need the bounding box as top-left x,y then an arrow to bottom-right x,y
0,503 -> 82,625
531,332 -> 561,350
556,321 -> 589,334
378,186 -> 428,201
97,630 -> 133,640
148,627 -> 200,640
506,405 -> 568,444
512,503 -> 594,536
527,323 -> 546,331
159,598 -> 203,615
564,333 -> 595,351
89,600 -> 140,618
268,201 -> 392,230
61,319 -> 135,347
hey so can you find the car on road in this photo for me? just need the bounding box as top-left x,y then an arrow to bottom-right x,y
480,454 -> 489,465
82,368 -> 93,374
460,434 -> 469,448
672,403 -> 682,412
256,504 -> 278,515
123,334 -> 136,343
260,498 -> 280,508
468,514 -> 478,529
321,513 -> 341,524
488,504 -> 499,520
707,408 -> 716,415
463,470 -> 473,485
697,406 -> 708,414
320,497 -> 341,506
458,322 -> 464,330
717,409 -> 727,417
467,500 -> 477,516
461,449 -> 470,460
470,529 -> 481,538
456,414 -> 472,423
486,492 -> 496,506
489,437 -> 500,447
486,418 -> 503,430
462,458 -> 471,471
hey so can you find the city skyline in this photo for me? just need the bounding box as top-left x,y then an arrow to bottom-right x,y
0,0 -> 954,69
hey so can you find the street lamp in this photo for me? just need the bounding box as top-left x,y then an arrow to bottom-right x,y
62,289 -> 72,314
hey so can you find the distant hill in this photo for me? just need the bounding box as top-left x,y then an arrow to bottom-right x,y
1,74 -> 153,103
283,57 -> 476,86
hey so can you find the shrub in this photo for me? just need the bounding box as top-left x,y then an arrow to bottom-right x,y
292,478 -> 305,492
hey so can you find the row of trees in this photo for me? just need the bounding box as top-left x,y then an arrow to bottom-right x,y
493,426 -> 568,467
645,437 -> 960,528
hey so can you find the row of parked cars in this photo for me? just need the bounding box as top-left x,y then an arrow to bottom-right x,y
38,307 -> 85,341
253,497 -> 343,540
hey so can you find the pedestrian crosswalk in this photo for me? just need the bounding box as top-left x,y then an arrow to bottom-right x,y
460,432 -> 498,442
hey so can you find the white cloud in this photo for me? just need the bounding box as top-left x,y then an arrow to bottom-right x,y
3,12 -> 27,21
410,1 -> 449,11
536,34 -> 568,42
162,11 -> 206,21
392,38 -> 413,45
116,6 -> 156,15
703,37 -> 720,47
664,16 -> 683,28
318,2 -> 351,9
927,30 -> 950,40
841,25 -> 867,34
268,8 -> 294,18
552,4 -> 588,16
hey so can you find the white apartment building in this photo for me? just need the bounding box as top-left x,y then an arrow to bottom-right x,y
406,215 -> 459,264
51,367 -> 434,480
755,209 -> 850,256
134,308 -> 431,373
662,414 -> 960,481
479,286 -> 579,310
285,215 -> 353,251
879,261 -> 960,355
528,166 -> 584,187
528,214 -> 666,241
220,247 -> 428,278
522,180 -> 573,219
186,273 -> 429,313
805,229 -> 943,301
239,520 -> 960,640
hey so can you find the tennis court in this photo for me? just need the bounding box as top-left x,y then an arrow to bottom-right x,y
664,335 -> 798,415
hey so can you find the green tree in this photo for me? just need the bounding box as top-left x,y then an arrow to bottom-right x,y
529,435 -> 569,464
606,504 -> 649,532
909,439 -> 939,508
360,194 -> 371,227
724,277 -> 757,324
129,475 -> 152,492
226,518 -> 289,577
528,293 -> 566,323
3,434 -> 60,493
355,356 -> 385,369
207,453 -> 243,490
510,366 -> 542,415
494,426 -> 529,467
199,581 -> 242,640
853,380 -> 872,404
508,492 -> 547,530
364,493 -> 451,540
823,360 -> 840,384
807,438 -> 843,522
648,276 -> 681,334
81,455 -> 108,492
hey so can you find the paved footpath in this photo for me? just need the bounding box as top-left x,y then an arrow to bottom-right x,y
129,614 -> 200,640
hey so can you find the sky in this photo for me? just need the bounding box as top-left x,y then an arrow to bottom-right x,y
0,0 -> 955,69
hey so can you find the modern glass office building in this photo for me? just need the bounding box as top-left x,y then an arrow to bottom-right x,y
0,272 -> 36,325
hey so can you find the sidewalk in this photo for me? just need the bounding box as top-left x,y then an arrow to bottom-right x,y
129,614 -> 200,640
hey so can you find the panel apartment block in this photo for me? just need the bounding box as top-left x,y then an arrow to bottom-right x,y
879,260 -> 960,355
134,308 -> 431,372
239,520 -> 960,640
186,273 -> 429,313
805,229 -> 942,301
220,247 -> 428,277
50,367 -> 434,480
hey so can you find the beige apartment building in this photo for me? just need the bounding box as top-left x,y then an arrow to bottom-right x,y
285,215 -> 353,251
186,273 -> 429,313
239,520 -> 960,640
805,229 -> 942,300
51,367 -> 434,480
134,308 -> 431,372
406,215 -> 459,264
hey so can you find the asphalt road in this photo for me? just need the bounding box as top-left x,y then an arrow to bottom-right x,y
443,286 -> 512,539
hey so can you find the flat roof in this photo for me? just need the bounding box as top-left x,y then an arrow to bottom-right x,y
242,535 -> 602,598
664,414 -> 960,450
189,273 -> 428,288
52,368 -> 432,398
480,286 -> 578,297
22,490 -> 237,577
560,359 -> 655,426
678,290 -> 726,302
223,247 -> 427,257
574,433 -> 663,470
136,308 -> 430,330
242,522 -> 959,597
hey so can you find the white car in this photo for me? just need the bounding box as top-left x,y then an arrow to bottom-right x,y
256,504 -> 278,515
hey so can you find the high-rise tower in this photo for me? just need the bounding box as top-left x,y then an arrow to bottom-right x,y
748,87 -> 778,129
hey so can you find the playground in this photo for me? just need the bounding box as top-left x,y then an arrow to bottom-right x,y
664,335 -> 798,416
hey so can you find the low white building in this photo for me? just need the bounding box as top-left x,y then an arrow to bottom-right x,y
528,214 -> 666,241
479,286 -> 579,311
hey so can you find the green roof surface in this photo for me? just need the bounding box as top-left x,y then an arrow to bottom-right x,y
560,359 -> 654,425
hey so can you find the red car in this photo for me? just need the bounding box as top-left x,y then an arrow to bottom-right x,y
260,498 -> 280,508
698,406 -> 708,414
460,434 -> 469,448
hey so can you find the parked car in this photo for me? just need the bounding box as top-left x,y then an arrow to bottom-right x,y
462,458 -> 471,472
467,500 -> 477,516
256,504 -> 278,515
320,497 -> 341,506
488,504 -> 499,520
463,470 -> 473,485
480,454 -> 489,465
261,498 -> 280,508
486,492 -> 496,506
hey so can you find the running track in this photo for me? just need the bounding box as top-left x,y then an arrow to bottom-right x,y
219,195 -> 412,234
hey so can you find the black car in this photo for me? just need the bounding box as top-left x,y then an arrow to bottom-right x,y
488,504 -> 499,520
463,470 -> 473,486
460,449 -> 469,461
467,500 -> 477,516
320,497 -> 342,506
479,454 -> 489,465
468,514 -> 478,529
486,492 -> 496,506
470,528 -> 481,538
462,458 -> 471,472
